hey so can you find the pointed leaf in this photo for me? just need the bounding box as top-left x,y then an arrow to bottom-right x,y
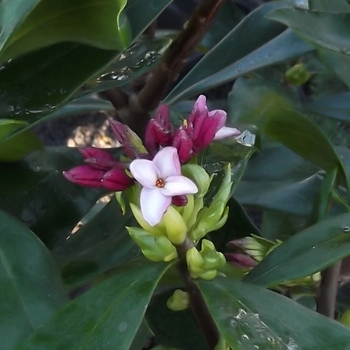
18,259 -> 173,350
197,277 -> 350,350
244,212 -> 350,287
0,210 -> 67,350
0,0 -> 130,62
0,147 -> 107,248
165,1 -> 287,103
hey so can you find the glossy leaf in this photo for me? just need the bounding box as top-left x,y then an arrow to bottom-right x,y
319,49 -> 350,90
244,212 -> 350,287
267,7 -> 350,55
198,277 -> 350,350
309,0 -> 350,11
0,120 -> 42,161
0,209 -> 67,350
165,1 -> 288,104
18,259 -> 172,350
0,0 -> 40,53
57,197 -> 140,285
0,0 -> 130,62
263,108 -> 350,191
75,37 -> 171,100
235,144 -> 322,216
0,43 -> 120,122
0,147 -> 107,248
305,92 -> 350,123
125,0 -> 173,42
146,288 -> 209,350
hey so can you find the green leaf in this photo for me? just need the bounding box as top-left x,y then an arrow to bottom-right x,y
319,49 -> 350,90
0,0 -> 40,53
198,277 -> 350,350
0,0 -> 130,62
57,198 -> 140,285
267,7 -> 350,55
263,108 -> 350,192
18,259 -> 172,350
124,0 -> 173,42
235,144 -> 322,216
0,120 -> 42,161
165,1 -> 287,104
244,212 -> 350,287
308,0 -> 350,11
146,288 -> 210,350
0,43 -> 120,122
305,92 -> 350,123
0,209 -> 67,350
0,147 -> 106,248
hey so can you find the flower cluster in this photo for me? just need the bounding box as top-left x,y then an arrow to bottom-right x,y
63,95 -> 255,279
145,95 -> 241,163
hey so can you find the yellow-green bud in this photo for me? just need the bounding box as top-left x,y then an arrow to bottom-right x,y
126,226 -> 177,262
180,194 -> 194,225
181,164 -> 211,198
200,239 -> 226,270
129,203 -> 165,237
285,63 -> 311,86
186,247 -> 205,274
163,206 -> 188,245
167,289 -> 190,311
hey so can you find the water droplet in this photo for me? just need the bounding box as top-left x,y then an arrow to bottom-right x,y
293,0 -> 309,9
241,334 -> 249,341
343,226 -> 350,233
118,322 -> 128,332
235,130 -> 256,147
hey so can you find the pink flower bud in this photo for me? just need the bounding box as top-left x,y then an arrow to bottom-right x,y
172,129 -> 193,164
79,147 -> 120,170
63,166 -> 104,187
101,168 -> 133,191
171,195 -> 188,207
225,252 -> 258,269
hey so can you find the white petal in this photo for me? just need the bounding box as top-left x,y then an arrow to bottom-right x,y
162,175 -> 198,196
130,159 -> 159,188
214,126 -> 241,140
140,187 -> 172,226
153,147 -> 180,178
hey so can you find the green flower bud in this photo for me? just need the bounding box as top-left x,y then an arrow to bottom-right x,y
167,289 -> 190,311
186,197 -> 204,230
163,206 -> 188,245
197,269 -> 218,280
189,164 -> 232,240
285,63 -> 311,86
186,247 -> 205,275
199,240 -> 226,272
126,226 -> 177,262
129,203 -> 166,237
181,164 -> 211,198
180,194 -> 194,225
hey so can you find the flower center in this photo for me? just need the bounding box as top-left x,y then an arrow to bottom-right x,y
155,178 -> 165,188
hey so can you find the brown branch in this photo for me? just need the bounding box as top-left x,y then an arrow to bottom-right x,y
137,0 -> 226,111
316,262 -> 341,318
175,237 -> 220,350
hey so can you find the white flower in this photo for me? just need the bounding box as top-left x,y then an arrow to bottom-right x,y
129,147 -> 198,226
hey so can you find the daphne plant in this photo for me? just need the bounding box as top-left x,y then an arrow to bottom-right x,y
63,96 -> 248,282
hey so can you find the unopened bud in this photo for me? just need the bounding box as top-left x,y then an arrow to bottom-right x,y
167,289 -> 190,311
181,164 -> 211,198
163,206 -> 188,245
126,226 -> 177,262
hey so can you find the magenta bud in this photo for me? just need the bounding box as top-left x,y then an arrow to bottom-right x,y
225,253 -> 258,269
155,104 -> 171,127
79,147 -> 120,170
63,166 -> 104,187
145,120 -> 173,155
172,195 -> 188,207
227,237 -> 251,250
101,168 -> 133,191
172,129 -> 193,164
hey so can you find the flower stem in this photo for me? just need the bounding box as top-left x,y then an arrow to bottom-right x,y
176,237 -> 220,350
